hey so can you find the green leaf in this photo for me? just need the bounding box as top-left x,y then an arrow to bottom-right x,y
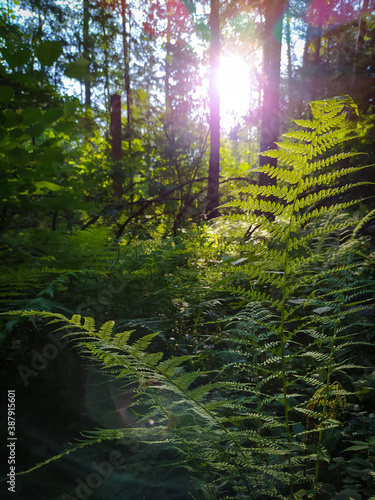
27,122 -> 46,137
1,47 -> 32,68
65,58 -> 90,80
343,440 -> 373,452
8,148 -> 29,166
54,121 -> 75,134
34,181 -> 61,192
39,147 -> 64,168
63,100 -> 78,118
83,317 -> 95,331
35,41 -> 63,66
99,320 -> 115,339
313,306 -> 333,314
334,489 -> 362,500
22,108 -> 42,125
71,315 -> 83,326
115,330 -> 133,344
43,107 -> 64,124
343,444 -> 369,452
4,110 -> 22,127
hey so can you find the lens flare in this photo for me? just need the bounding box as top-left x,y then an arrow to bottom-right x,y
218,53 -> 252,128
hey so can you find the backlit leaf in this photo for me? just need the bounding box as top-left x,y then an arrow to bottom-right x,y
65,58 -> 89,79
34,181 -> 61,192
35,41 -> 63,66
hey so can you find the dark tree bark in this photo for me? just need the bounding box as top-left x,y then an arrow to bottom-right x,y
83,0 -> 91,107
121,0 -> 133,204
258,0 -> 286,192
165,0 -> 172,115
352,0 -> 370,89
285,10 -> 293,96
102,22 -> 110,115
111,94 -> 123,199
206,0 -> 220,219
303,24 -> 314,67
121,0 -> 132,144
313,9 -> 324,69
314,30 -> 322,66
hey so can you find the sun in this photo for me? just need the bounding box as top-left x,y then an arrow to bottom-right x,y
218,53 -> 252,129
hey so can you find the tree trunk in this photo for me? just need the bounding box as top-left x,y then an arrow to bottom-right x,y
83,0 -> 91,107
111,94 -> 123,199
101,22 -> 110,116
259,0 -> 285,192
121,0 -> 132,145
121,0 -> 133,204
352,0 -> 370,88
165,0 -> 172,116
206,0 -> 220,220
303,24 -> 314,66
285,10 -> 293,107
314,33 -> 321,65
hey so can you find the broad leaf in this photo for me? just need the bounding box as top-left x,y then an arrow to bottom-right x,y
35,41 -> 63,66
34,181 -> 61,192
65,58 -> 89,79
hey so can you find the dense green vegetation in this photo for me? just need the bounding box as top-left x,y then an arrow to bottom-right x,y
1,1 -> 375,499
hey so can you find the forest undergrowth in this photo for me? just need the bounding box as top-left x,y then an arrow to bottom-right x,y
1,96 -> 375,500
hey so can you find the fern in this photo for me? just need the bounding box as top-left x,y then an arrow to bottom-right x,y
218,95 -> 375,497
5,96 -> 375,499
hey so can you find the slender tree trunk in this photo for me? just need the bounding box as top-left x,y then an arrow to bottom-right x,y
121,0 -> 133,204
165,0 -> 172,115
311,8 -> 325,100
314,29 -> 322,66
206,0 -> 220,219
111,94 -> 123,199
259,0 -> 285,191
37,5 -> 43,39
352,0 -> 370,89
83,0 -> 91,107
102,22 -> 110,116
303,24 -> 314,66
285,10 -> 293,107
121,0 -> 132,145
